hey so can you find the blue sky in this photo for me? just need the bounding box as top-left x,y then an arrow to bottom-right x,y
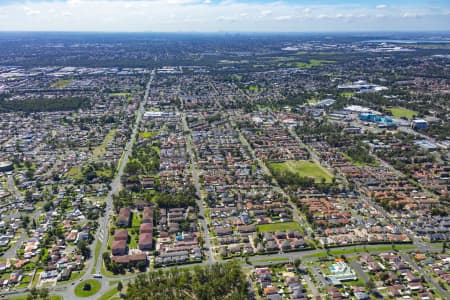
0,0 -> 448,32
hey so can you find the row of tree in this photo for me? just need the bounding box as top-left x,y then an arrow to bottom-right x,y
0,97 -> 90,113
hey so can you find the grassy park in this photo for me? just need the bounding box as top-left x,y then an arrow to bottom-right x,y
51,78 -> 72,89
257,221 -> 302,232
139,131 -> 155,139
270,160 -> 333,183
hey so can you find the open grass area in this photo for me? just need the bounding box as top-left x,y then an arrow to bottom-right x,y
339,91 -> 354,98
286,59 -> 335,69
386,107 -> 418,119
342,152 -> 379,167
93,129 -> 117,156
10,296 -> 62,300
51,78 -> 72,89
270,160 -> 333,183
91,241 -> 102,274
303,244 -> 416,258
252,257 -> 290,263
131,211 -> 141,227
139,131 -> 155,139
109,92 -> 131,97
98,286 -> 119,300
74,279 -> 101,297
257,221 -> 302,232
128,212 -> 142,248
66,166 -> 82,179
247,85 -> 264,92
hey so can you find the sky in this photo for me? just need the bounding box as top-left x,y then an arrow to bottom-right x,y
0,0 -> 449,32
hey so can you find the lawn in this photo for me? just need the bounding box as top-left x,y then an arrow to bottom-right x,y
132,211 -> 141,227
91,241 -> 102,274
139,132 -> 155,139
342,152 -> 379,167
109,92 -> 131,97
339,91 -> 354,98
74,279 -> 101,297
252,257 -> 290,263
247,85 -> 263,92
287,59 -> 335,69
257,222 -> 302,233
270,160 -> 333,183
303,244 -> 416,258
10,296 -> 62,300
51,78 -> 72,89
386,107 -> 418,119
98,286 -> 119,300
66,166 -> 82,179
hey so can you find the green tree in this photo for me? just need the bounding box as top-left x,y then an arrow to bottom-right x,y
77,240 -> 91,258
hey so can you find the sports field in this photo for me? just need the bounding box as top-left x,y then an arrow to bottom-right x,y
386,107 -> 418,119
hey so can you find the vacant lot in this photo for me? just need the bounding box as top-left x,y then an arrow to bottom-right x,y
387,107 -> 418,119
257,222 -> 302,232
270,160 -> 333,183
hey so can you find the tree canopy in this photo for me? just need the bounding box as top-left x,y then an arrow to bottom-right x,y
126,262 -> 248,300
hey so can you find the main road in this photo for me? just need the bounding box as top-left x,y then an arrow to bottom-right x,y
60,70 -> 155,300
180,111 -> 215,265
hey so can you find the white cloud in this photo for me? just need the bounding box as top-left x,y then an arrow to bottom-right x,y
275,15 -> 292,21
0,0 -> 445,32
68,0 -> 82,7
402,12 -> 421,18
24,6 -> 40,16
